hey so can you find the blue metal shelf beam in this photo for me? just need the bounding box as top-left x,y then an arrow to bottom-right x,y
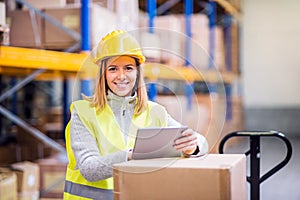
147,0 -> 158,101
224,15 -> 233,120
184,0 -> 194,111
11,78 -> 18,117
80,0 -> 92,97
208,1 -> 217,69
224,15 -> 232,71
81,0 -> 90,51
147,0 -> 157,33
184,0 -> 193,67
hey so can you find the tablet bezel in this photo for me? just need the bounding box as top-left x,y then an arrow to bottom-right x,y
132,126 -> 188,160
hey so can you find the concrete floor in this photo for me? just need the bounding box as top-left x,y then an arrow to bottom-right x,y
222,135 -> 300,200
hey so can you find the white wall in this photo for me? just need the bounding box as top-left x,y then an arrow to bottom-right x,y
241,0 -> 300,107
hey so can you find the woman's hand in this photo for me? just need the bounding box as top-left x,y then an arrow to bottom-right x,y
173,128 -> 198,155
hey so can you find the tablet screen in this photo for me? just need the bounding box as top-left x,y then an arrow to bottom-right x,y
132,126 -> 188,160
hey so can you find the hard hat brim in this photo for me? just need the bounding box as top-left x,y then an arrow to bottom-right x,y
94,54 -> 145,65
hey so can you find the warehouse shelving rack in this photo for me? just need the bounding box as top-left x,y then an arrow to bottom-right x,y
143,0 -> 242,118
0,0 -> 242,154
0,45 -> 87,153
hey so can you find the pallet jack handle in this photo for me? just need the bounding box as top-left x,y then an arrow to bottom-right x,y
218,131 -> 293,200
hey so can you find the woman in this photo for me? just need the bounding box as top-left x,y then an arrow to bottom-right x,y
64,30 -> 209,200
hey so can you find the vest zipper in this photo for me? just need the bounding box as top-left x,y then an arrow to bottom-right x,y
120,103 -> 127,143
120,103 -> 126,126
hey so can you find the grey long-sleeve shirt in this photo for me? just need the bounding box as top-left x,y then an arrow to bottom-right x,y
70,92 -> 208,182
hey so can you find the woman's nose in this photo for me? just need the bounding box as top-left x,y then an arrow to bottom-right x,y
118,69 -> 126,80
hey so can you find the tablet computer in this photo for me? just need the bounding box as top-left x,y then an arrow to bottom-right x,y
132,126 -> 188,160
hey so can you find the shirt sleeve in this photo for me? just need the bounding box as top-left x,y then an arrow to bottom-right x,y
167,114 -> 209,156
70,108 -> 129,182
191,134 -> 209,157
167,114 -> 182,126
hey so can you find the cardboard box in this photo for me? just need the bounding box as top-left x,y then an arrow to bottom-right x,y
0,144 -> 17,165
138,13 -> 210,68
0,171 -> 18,200
22,0 -> 66,10
66,0 -> 80,4
213,26 -> 226,71
0,2 -> 5,25
15,126 -> 52,161
43,5 -> 79,49
36,155 -> 67,198
113,154 -> 246,200
18,190 -> 39,200
7,10 -> 43,48
178,14 -> 210,68
11,161 -> 40,193
43,4 -> 117,50
139,15 -> 181,64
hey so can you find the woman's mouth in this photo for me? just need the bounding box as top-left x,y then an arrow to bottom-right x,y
114,82 -> 129,89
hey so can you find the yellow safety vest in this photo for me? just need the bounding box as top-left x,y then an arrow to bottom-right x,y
64,100 -> 168,200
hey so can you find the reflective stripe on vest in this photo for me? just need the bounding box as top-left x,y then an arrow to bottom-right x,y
64,100 -> 168,197
64,180 -> 113,200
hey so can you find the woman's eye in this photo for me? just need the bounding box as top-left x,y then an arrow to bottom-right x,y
125,66 -> 134,71
108,67 -> 117,72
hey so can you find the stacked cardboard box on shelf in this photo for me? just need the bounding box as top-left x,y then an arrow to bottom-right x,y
177,14 -> 210,68
15,125 -> 53,162
231,21 -> 240,73
113,154 -> 247,200
139,13 -> 219,70
0,2 -> 6,24
156,94 -> 211,135
36,154 -> 67,199
139,14 -> 185,65
66,0 -> 80,4
6,0 -> 66,48
0,144 -> 17,164
156,15 -> 183,66
21,0 -> 66,10
11,161 -> 40,200
43,107 -> 64,140
156,93 -> 244,153
8,3 -> 118,50
0,169 -> 18,200
43,3 -> 117,49
0,161 -> 40,200
0,156 -> 67,200
7,10 -> 43,48
42,5 -> 80,50
213,26 -> 226,71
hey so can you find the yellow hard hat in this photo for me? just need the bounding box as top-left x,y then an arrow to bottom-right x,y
94,30 -> 146,64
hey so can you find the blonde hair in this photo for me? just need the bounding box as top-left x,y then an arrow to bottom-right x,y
91,57 -> 148,115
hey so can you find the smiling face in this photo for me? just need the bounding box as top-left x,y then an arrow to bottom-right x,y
105,56 -> 138,97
